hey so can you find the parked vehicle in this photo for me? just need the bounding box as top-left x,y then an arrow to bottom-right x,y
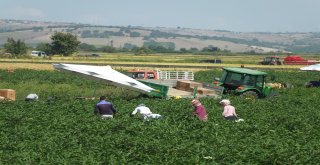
199,59 -> 222,63
77,54 -> 100,57
31,51 -> 46,57
259,56 -> 282,65
260,55 -> 319,65
213,67 -> 276,99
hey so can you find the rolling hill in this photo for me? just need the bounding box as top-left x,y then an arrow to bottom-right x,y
1,19 -> 320,53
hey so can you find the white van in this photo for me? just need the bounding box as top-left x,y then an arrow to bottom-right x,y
31,51 -> 46,57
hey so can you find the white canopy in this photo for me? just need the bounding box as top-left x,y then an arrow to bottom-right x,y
53,63 -> 154,93
300,64 -> 320,71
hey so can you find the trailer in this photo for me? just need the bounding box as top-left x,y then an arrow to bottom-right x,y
259,55 -> 320,65
283,56 -> 318,65
139,79 -> 223,99
53,64 -> 222,99
127,69 -> 194,80
127,69 -> 223,98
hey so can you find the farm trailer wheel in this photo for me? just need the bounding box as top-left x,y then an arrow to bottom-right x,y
240,91 -> 259,100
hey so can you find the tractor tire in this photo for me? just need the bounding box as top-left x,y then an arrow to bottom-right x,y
267,90 -> 279,98
283,83 -> 293,89
240,91 -> 259,100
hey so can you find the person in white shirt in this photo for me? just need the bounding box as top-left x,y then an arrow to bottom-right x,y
25,93 -> 39,101
130,104 -> 162,120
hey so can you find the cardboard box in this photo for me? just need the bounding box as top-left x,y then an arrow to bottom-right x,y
0,89 -> 16,101
197,87 -> 215,95
176,81 -> 203,92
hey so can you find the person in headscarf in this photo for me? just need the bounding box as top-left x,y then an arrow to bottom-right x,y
191,99 -> 208,121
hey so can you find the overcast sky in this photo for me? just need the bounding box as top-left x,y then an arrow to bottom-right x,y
1,0 -> 320,32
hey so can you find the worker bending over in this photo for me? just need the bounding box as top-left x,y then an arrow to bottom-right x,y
131,104 -> 162,120
191,99 -> 208,121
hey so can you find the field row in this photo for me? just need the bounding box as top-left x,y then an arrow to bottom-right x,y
0,69 -> 320,164
0,61 -> 304,71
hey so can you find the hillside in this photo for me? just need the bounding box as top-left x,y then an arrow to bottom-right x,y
1,19 -> 320,53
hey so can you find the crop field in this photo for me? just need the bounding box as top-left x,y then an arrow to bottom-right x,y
0,53 -> 310,71
1,68 -> 320,164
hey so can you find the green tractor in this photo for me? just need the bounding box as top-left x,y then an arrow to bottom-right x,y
213,67 -> 275,99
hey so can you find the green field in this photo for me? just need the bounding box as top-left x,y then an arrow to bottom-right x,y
1,68 -> 320,164
0,53 -> 313,71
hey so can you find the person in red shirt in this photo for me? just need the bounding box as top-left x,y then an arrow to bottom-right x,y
191,99 -> 208,121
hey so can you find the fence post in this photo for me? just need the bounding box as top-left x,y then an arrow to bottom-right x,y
193,86 -> 198,98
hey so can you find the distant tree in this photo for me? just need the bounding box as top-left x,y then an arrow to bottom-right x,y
36,43 -> 53,55
180,48 -> 188,53
143,41 -> 175,52
129,31 -> 141,37
32,27 -> 44,32
81,30 -> 92,38
132,46 -> 152,55
119,27 -> 127,32
4,38 -> 27,56
124,29 -> 131,33
202,45 -> 220,52
246,50 -> 257,54
78,43 -> 97,51
119,47 -> 129,52
51,32 -> 80,56
189,47 -> 199,52
93,30 -> 99,35
100,45 -> 116,53
123,43 -> 137,50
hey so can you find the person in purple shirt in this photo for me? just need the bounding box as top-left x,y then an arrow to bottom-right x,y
94,96 -> 117,119
191,99 -> 208,121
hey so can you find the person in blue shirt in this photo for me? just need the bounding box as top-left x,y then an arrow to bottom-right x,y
94,96 -> 117,119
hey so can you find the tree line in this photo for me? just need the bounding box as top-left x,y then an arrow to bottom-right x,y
2,32 -> 222,57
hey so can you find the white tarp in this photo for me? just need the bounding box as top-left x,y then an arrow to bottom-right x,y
300,64 -> 320,71
53,63 -> 154,93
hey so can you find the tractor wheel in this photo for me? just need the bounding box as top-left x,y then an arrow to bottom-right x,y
240,91 -> 259,100
283,83 -> 293,89
267,90 -> 279,98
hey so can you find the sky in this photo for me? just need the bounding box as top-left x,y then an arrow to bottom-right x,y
1,0 -> 320,32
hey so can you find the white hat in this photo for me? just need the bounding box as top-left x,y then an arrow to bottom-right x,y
220,99 -> 230,105
138,103 -> 146,107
